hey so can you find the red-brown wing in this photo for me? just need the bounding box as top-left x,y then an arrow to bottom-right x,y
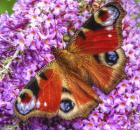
74,26 -> 119,54
58,71 -> 102,120
36,69 -> 62,113
14,62 -> 62,120
80,52 -> 125,94
67,2 -> 125,54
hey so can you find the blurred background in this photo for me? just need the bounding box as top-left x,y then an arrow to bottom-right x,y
0,0 -> 16,14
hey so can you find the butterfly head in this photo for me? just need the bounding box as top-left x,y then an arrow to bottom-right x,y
51,46 -> 62,57
51,46 -> 70,59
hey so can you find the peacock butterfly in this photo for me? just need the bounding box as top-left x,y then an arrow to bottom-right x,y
14,2 -> 126,120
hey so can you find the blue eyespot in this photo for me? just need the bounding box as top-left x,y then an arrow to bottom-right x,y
60,99 -> 75,113
105,51 -> 118,65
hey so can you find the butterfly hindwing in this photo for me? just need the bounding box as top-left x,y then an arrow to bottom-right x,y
80,48 -> 125,94
58,71 -> 102,120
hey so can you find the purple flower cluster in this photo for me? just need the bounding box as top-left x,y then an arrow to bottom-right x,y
0,0 -> 140,130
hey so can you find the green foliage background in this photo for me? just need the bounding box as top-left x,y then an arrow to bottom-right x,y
0,0 -> 16,14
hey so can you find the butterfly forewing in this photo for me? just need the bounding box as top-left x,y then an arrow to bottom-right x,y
15,62 -> 62,120
67,2 -> 125,54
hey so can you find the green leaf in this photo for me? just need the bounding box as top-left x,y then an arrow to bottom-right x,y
137,23 -> 140,27
2,125 -> 18,130
0,0 -> 16,14
135,0 -> 140,3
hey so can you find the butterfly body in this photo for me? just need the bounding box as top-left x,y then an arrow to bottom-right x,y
14,2 -> 126,121
52,48 -> 80,70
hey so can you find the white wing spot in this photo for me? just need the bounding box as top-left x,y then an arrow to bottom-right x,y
36,100 -> 40,108
108,34 -> 112,38
105,26 -> 113,31
44,102 -> 47,107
